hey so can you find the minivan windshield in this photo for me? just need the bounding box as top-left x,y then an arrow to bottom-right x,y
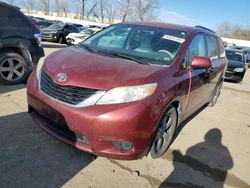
82,24 -> 187,65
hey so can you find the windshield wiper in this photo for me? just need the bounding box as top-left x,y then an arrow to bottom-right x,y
98,50 -> 148,65
78,44 -> 97,53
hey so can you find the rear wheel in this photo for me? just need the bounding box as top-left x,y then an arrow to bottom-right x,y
149,105 -> 177,159
0,52 -> 29,85
58,35 -> 64,44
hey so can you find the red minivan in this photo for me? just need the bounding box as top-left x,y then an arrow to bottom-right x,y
27,22 -> 227,160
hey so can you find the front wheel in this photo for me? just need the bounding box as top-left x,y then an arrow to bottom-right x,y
0,52 -> 29,85
58,35 -> 64,44
149,105 -> 177,159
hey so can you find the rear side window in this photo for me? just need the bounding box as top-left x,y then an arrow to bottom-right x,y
185,34 -> 206,67
218,38 -> 226,58
206,36 -> 219,59
0,6 -> 30,28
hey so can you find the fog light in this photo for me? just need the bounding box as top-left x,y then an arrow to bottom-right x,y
76,133 -> 89,145
112,141 -> 134,151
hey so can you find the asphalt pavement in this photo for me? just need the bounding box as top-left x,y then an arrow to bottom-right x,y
0,42 -> 250,188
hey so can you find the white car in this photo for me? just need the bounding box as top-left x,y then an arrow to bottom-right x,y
66,28 -> 101,45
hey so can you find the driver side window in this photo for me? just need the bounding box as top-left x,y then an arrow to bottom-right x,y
183,34 -> 206,68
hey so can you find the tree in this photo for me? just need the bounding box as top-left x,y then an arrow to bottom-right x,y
105,1 -> 117,24
99,0 -> 104,23
136,0 -> 158,21
55,0 -> 70,17
216,22 -> 232,38
86,2 -> 97,20
216,22 -> 250,40
81,0 -> 86,19
40,0 -> 50,15
25,0 -> 37,14
117,0 -> 131,22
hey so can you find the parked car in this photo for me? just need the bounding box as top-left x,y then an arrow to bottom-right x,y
36,20 -> 53,29
225,49 -> 246,82
72,23 -> 83,28
28,17 -> 53,29
27,22 -> 227,160
66,27 -> 101,45
242,47 -> 250,68
41,23 -> 79,44
231,46 -> 250,67
0,2 -> 44,85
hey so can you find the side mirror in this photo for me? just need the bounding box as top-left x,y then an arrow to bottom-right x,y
191,56 -> 212,69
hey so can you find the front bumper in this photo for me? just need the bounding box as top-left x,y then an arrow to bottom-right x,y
66,37 -> 84,45
27,72 -> 159,160
41,33 -> 58,41
225,69 -> 245,82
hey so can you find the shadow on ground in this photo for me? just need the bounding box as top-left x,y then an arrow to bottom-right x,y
0,83 -> 26,94
161,129 -> 234,188
159,105 -> 250,188
0,112 -> 94,187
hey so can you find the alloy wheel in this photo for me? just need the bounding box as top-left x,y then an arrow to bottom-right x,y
150,106 -> 177,158
0,57 -> 25,82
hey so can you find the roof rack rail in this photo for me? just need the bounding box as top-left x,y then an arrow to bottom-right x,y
195,25 -> 215,33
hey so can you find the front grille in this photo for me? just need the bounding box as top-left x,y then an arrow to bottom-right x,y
41,33 -> 51,37
40,70 -> 99,105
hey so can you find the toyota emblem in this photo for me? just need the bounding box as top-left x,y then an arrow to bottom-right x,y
57,73 -> 67,82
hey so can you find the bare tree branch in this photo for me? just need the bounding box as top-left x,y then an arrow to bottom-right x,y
217,22 -> 250,40
54,0 -> 70,17
40,0 -> 50,15
99,0 -> 104,23
24,0 -> 37,14
87,3 -> 97,20
105,1 -> 117,24
117,0 -> 131,22
136,0 -> 158,21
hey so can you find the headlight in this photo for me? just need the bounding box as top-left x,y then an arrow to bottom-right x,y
36,59 -> 44,80
234,68 -> 244,72
96,83 -> 157,105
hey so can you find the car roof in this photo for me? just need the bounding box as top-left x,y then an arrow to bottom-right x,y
118,22 -> 217,36
225,48 -> 244,53
0,2 -> 20,9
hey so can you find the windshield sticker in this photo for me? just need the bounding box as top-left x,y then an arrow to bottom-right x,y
162,35 -> 185,43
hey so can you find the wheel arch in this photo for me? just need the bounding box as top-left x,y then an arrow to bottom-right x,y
0,45 -> 32,66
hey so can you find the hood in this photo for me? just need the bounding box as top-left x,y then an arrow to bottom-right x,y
227,60 -> 245,68
41,29 -> 59,33
43,47 -> 163,90
67,33 -> 87,38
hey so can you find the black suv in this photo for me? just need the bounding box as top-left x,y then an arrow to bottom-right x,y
0,2 -> 44,85
41,23 -> 79,44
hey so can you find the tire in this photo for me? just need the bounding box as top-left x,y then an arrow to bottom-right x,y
209,82 -> 223,107
58,35 -> 64,44
149,105 -> 177,159
0,52 -> 29,85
